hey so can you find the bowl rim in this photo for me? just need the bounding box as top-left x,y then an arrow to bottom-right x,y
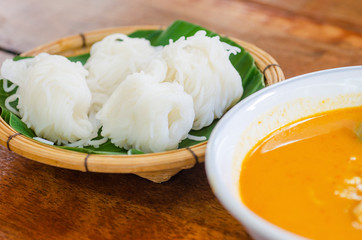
205,65 -> 362,239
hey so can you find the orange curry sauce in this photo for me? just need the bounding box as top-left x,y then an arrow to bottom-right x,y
240,106 -> 362,240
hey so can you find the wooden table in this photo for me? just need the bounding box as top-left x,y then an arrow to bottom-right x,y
0,0 -> 361,239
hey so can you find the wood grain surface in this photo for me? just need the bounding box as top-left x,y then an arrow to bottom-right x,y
0,0 -> 361,239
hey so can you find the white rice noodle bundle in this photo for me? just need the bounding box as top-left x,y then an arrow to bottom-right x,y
162,30 -> 243,130
96,64 -> 195,153
0,53 -> 94,145
85,33 -> 160,113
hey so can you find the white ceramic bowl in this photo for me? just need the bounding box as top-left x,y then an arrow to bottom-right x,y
205,66 -> 362,240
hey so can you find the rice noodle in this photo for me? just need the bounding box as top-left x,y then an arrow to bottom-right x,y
1,53 -> 95,145
96,66 -> 195,153
187,134 -> 207,141
162,30 -> 243,130
2,78 -> 17,92
33,137 -> 54,145
5,93 -> 20,115
85,33 -> 161,113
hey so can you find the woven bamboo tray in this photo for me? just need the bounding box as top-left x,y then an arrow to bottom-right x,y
0,26 -> 285,183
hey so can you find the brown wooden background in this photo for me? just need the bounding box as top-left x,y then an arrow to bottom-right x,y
0,0 -> 361,239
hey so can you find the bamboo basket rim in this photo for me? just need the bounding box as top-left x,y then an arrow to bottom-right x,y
0,25 -> 285,179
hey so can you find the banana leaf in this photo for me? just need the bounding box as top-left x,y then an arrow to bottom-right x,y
0,20 -> 264,154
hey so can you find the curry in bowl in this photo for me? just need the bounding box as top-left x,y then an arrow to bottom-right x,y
240,106 -> 362,239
